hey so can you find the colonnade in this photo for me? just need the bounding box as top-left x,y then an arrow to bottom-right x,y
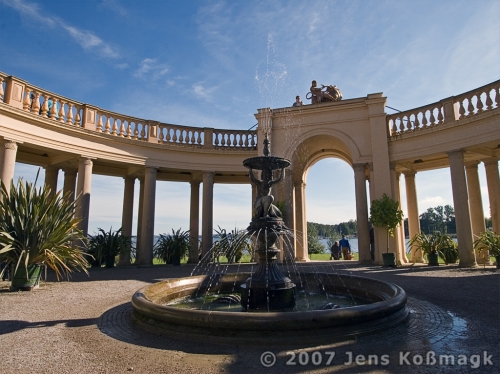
0,139 -> 222,265
276,151 -> 499,266
1,136 -> 499,267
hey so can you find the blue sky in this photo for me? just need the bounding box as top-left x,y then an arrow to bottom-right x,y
1,0 -> 499,235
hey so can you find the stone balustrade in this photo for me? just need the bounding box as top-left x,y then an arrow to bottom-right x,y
0,72 -> 256,150
387,80 -> 499,137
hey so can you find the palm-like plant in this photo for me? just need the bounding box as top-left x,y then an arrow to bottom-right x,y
473,230 -> 500,257
153,229 -> 190,265
87,227 -> 132,267
0,177 -> 90,281
215,226 -> 252,263
408,231 -> 457,264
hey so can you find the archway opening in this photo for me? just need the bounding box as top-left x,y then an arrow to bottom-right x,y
305,158 -> 357,259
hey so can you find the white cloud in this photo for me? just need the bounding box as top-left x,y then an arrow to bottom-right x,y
1,0 -> 119,59
100,0 -> 127,17
134,58 -> 169,79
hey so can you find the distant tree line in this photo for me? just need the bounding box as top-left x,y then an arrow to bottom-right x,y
307,220 -> 357,254
307,220 -> 357,238
402,205 -> 491,236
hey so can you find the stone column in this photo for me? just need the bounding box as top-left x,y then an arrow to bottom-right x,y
484,158 -> 500,234
448,150 -> 476,267
135,176 -> 145,261
0,140 -> 18,195
188,180 -> 200,263
404,171 -> 423,262
354,164 -> 370,262
44,165 -> 59,199
118,176 -> 135,266
282,170 -> 294,262
390,166 -> 408,264
63,169 -> 77,203
465,161 -> 489,264
136,168 -> 157,265
75,157 -> 93,239
294,180 -> 309,261
201,171 -> 214,258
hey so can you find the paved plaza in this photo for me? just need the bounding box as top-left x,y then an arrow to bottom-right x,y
1,262 -> 499,373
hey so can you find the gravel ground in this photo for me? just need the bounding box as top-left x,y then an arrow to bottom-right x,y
1,262 -> 499,374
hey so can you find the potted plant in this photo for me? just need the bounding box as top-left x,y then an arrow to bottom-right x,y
154,228 -> 190,266
369,193 -> 404,267
408,231 -> 457,266
0,177 -> 90,291
473,230 -> 500,269
87,227 -> 132,268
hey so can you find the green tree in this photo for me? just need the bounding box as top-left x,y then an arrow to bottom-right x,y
307,222 -> 325,254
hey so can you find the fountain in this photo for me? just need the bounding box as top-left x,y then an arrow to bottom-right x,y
131,136 -> 409,344
240,134 -> 295,311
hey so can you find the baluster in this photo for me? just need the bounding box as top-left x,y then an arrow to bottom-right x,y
112,118 -> 118,135
140,124 -> 146,139
58,101 -> 66,122
49,98 -> 58,120
164,128 -> 169,142
66,103 -> 74,124
134,124 -> 139,139
40,94 -> 49,118
104,117 -> 111,134
495,86 -> 500,108
32,92 -> 41,114
476,92 -> 484,113
485,90 -> 493,111
390,118 -> 397,134
0,76 -> 4,102
421,110 -> 428,128
415,113 -> 421,129
96,113 -> 103,132
22,87 -> 32,111
126,122 -> 132,138
119,119 -> 126,137
75,109 -> 81,126
194,131 -> 199,145
429,109 -> 436,127
188,131 -> 194,144
467,98 -> 474,117
437,107 -> 444,125
458,100 -> 466,119
394,117 -> 401,133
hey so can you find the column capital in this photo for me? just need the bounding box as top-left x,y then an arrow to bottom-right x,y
63,168 -> 78,177
144,167 -> 158,175
446,149 -> 465,159
403,170 -> 416,178
483,157 -> 499,167
79,157 -> 93,166
2,140 -> 18,151
465,160 -> 480,169
352,163 -> 367,172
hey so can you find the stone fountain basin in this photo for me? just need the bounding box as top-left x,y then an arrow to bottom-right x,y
131,273 -> 408,340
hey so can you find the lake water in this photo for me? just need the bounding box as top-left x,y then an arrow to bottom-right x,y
319,238 -> 358,253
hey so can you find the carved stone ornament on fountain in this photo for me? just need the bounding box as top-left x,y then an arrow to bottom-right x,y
240,134 -> 296,311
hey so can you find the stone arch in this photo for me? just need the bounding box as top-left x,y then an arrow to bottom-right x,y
287,133 -> 356,184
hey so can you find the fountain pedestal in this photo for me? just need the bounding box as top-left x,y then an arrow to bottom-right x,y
241,219 -> 296,310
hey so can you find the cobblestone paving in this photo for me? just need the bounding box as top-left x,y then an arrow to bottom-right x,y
1,263 -> 498,373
